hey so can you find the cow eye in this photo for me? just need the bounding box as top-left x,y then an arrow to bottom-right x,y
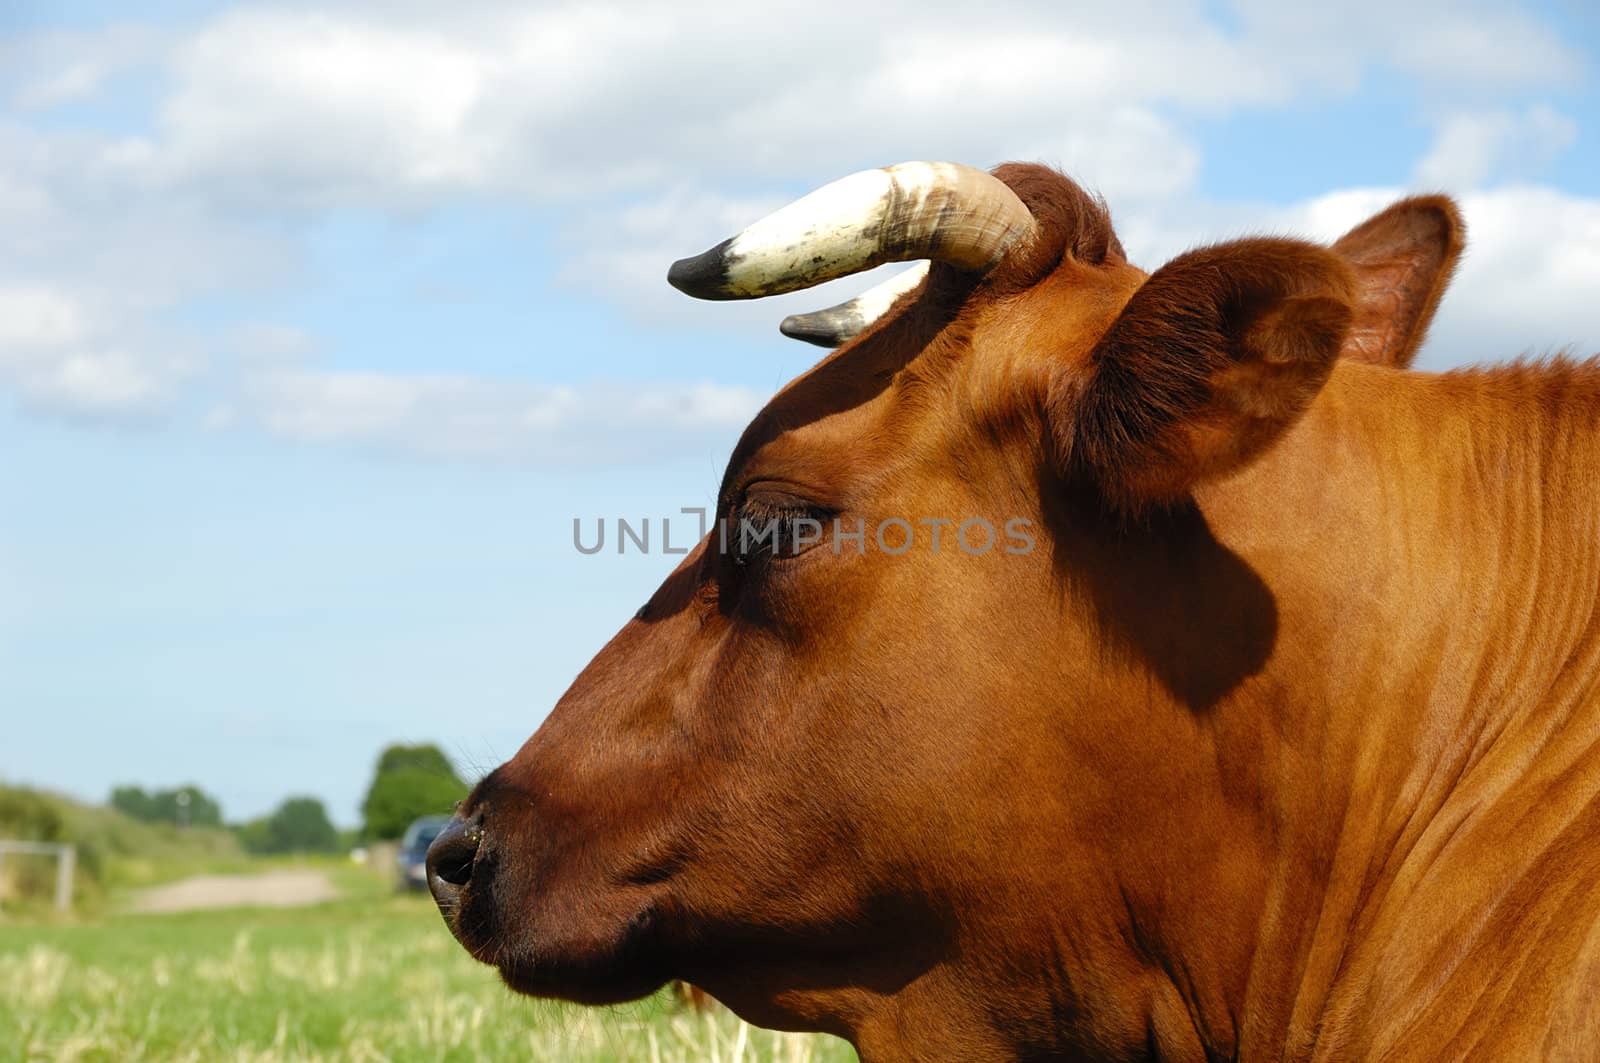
725,489 -> 832,566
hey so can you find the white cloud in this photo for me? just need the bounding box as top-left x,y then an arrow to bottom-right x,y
1260,185 -> 1600,368
240,367 -> 764,463
1287,186 -> 1599,367
2,24 -> 167,111
132,0 -> 1563,216
1224,0 -> 1583,91
0,0 -> 1593,449
557,185 -> 787,321
0,111 -> 298,418
0,286 -> 86,348
1387,15 -> 1583,89
157,10 -> 497,208
0,284 -> 194,414
23,348 -> 175,413
129,0 -> 1576,217
1121,183 -> 1600,371
1426,186 -> 1600,367
0,342 -> 185,416
141,3 -> 1231,210
1414,105 -> 1578,189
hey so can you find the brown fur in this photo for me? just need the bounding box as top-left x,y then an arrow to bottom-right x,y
433,165 -> 1600,1062
1058,238 -> 1356,511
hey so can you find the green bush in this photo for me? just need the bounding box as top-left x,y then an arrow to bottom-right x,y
235,796 -> 341,854
0,783 -> 243,908
108,784 -> 223,828
108,786 -> 154,822
0,787 -> 77,904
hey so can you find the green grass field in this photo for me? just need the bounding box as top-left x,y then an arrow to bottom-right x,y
0,887 -> 857,1062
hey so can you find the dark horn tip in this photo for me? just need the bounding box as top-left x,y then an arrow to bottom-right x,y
667,238 -> 739,299
778,314 -> 847,349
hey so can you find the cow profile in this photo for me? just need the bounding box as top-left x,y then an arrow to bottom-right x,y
426,161 -> 1598,1062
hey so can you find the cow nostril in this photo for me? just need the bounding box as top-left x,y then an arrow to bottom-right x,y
435,847 -> 475,886
426,813 -> 483,890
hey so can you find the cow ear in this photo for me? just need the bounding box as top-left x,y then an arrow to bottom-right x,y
1055,238 -> 1356,512
1333,195 -> 1464,369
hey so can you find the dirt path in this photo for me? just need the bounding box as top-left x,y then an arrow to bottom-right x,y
126,869 -> 339,914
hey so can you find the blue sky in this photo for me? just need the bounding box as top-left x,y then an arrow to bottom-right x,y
2,0 -> 1598,826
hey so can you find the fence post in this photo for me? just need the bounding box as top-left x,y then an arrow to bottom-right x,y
54,845 -> 75,912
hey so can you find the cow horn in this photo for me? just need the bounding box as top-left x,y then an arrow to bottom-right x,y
778,263 -> 931,348
667,163 -> 1036,301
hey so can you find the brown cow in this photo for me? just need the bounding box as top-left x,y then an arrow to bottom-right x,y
427,161 -> 1600,1062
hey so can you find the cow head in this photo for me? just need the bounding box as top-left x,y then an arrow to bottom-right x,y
427,163 -> 1457,1058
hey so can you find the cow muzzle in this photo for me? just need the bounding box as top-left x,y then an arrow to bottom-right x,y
425,810 -> 483,910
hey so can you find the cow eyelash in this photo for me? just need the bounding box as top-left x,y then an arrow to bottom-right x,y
724,496 -> 833,566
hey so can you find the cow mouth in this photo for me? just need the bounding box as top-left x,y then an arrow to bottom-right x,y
442,862 -> 673,1006
493,933 -> 671,1006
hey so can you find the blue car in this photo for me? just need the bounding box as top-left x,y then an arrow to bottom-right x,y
397,815 -> 454,891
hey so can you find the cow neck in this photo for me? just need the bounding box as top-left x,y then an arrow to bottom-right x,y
1197,358 -> 1600,1061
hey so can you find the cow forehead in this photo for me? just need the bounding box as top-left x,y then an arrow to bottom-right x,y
726,257 -> 1148,501
721,384 -> 917,511
969,258 -> 1148,374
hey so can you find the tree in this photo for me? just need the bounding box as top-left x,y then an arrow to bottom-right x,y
236,796 -> 340,854
150,785 -> 223,829
361,743 -> 468,840
110,785 -> 154,821
372,745 -> 460,780
110,784 -> 222,828
234,816 -> 274,854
